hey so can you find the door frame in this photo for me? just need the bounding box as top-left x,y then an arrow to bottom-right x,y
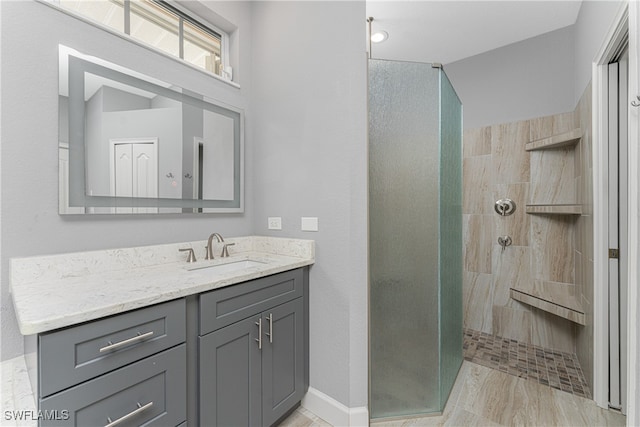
627,2 -> 640,424
593,0 -> 635,416
606,56 -> 628,412
193,137 -> 204,200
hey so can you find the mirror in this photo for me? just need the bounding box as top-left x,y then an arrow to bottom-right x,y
58,45 -> 244,214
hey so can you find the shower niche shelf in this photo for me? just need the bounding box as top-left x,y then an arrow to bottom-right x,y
525,128 -> 582,213
516,126 -> 585,325
525,128 -> 582,151
510,281 -> 585,325
525,204 -> 582,215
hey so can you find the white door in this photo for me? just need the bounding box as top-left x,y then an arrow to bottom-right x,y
608,50 -> 628,414
110,139 -> 158,213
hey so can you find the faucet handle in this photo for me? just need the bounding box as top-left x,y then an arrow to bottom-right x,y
221,242 -> 236,258
179,248 -> 197,263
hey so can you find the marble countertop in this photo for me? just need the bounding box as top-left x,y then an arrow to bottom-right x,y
10,236 -> 314,335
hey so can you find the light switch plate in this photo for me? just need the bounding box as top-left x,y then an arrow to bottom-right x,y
268,217 -> 282,230
301,217 -> 318,232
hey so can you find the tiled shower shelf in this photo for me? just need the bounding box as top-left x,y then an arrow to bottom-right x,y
525,128 -> 582,151
525,204 -> 582,215
510,281 -> 585,325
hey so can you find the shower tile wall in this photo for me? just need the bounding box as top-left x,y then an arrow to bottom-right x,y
574,83 -> 594,389
463,84 -> 594,389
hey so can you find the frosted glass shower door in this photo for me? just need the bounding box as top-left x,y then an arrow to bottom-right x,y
439,69 -> 463,408
369,59 -> 462,419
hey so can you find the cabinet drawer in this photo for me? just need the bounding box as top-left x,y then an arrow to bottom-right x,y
39,299 -> 186,397
200,269 -> 303,335
40,344 -> 186,427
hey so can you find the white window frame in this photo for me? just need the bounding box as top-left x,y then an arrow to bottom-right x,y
41,0 -> 235,87
166,0 -> 230,75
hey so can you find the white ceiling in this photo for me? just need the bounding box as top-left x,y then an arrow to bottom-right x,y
366,1 -> 583,65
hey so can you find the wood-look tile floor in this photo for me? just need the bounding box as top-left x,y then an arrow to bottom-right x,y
280,406 -> 332,427
280,362 -> 626,427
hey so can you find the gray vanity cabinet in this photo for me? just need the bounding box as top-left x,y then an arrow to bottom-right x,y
29,267 -> 308,427
34,299 -> 187,427
199,269 -> 308,427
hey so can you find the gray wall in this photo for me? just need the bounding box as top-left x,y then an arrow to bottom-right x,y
445,26 -> 575,130
573,0 -> 625,103
182,102 -> 204,199
103,86 -> 151,112
0,0 -> 253,360
249,1 -> 368,409
445,0 -> 625,130
85,88 -> 105,196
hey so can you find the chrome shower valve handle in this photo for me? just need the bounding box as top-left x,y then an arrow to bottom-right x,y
498,236 -> 512,252
494,199 -> 516,216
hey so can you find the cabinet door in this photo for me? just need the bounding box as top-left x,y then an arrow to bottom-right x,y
262,298 -> 305,426
199,315 -> 262,427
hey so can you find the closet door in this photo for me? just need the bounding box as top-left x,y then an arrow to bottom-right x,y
111,140 -> 158,213
608,52 -> 629,414
131,142 -> 158,213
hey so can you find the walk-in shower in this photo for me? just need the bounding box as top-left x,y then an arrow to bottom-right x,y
369,59 -> 463,419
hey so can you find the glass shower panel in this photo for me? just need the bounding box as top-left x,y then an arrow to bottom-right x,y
369,59 -> 442,418
369,59 -> 463,419
439,70 -> 463,408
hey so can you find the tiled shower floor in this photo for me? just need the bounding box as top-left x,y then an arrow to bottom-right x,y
463,328 -> 591,399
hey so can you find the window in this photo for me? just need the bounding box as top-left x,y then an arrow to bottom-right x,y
58,0 -> 225,78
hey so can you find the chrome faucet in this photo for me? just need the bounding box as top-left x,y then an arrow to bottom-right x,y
206,233 -> 224,260
179,247 -> 197,263
221,242 -> 235,258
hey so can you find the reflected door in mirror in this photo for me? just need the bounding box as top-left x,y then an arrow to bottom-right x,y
110,139 -> 158,214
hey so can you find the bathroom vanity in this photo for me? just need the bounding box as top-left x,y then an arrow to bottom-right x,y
10,236 -> 314,427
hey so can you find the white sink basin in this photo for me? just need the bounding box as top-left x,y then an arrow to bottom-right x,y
187,259 -> 268,274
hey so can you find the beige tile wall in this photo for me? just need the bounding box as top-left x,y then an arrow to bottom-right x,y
575,83 -> 594,389
462,84 -> 593,391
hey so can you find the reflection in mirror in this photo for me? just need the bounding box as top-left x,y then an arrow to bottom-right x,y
58,45 -> 243,214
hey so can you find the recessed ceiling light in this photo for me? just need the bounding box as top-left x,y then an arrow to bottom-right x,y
371,31 -> 388,43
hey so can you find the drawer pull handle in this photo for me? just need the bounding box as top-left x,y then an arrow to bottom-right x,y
99,331 -> 154,353
105,401 -> 153,427
255,318 -> 262,350
265,314 -> 273,343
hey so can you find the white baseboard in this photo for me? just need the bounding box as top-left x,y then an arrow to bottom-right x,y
301,387 -> 369,426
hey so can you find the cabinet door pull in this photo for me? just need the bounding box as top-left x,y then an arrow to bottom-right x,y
104,401 -> 153,427
99,331 -> 154,353
255,318 -> 262,350
265,313 -> 273,343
